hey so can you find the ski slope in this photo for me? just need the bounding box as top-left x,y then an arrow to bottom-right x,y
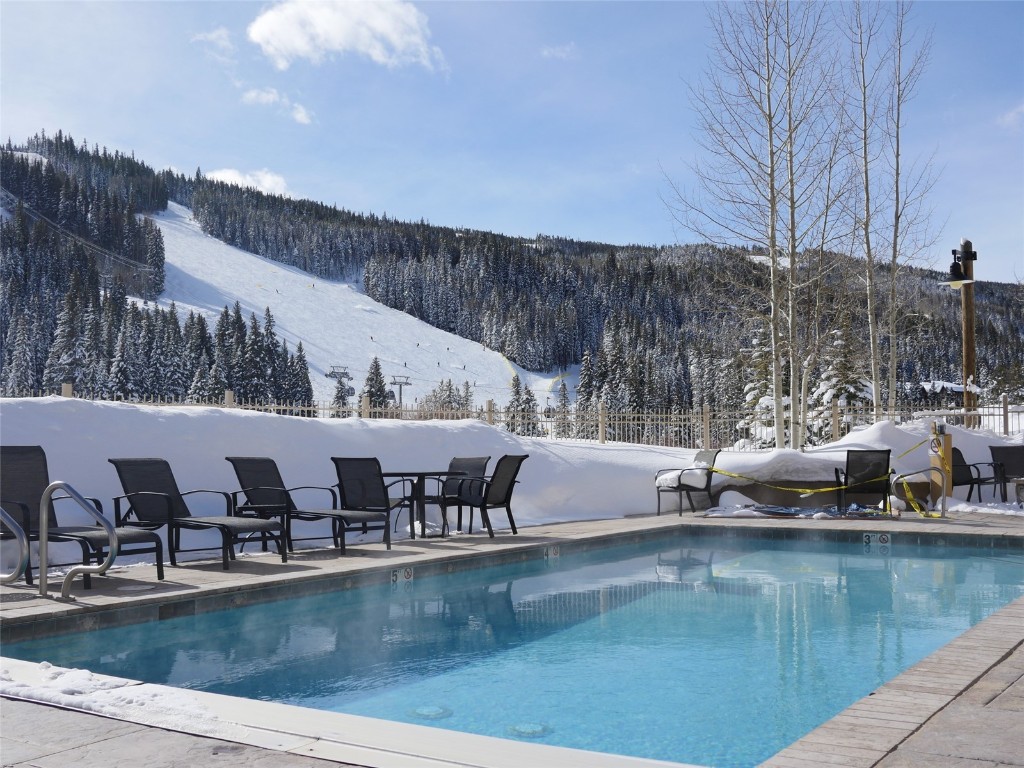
150,202 -> 569,404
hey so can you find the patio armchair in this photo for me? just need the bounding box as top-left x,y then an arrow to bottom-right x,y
455,454 -> 528,538
0,445 -> 164,587
655,449 -> 720,515
422,456 -> 490,535
835,449 -> 893,515
108,458 -> 286,569
951,447 -> 999,502
227,456 -> 393,553
330,457 -> 412,550
989,445 -> 1024,504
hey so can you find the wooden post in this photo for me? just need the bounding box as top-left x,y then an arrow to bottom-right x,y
598,401 -> 607,444
702,403 -> 711,449
929,423 -> 953,504
361,395 -> 371,419
224,389 -> 235,408
1002,393 -> 1009,436
832,400 -> 841,440
61,382 -> 73,398
486,399 -> 494,425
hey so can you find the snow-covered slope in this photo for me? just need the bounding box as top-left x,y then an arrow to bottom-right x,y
150,202 -> 570,404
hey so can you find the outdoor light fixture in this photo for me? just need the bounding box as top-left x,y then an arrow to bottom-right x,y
940,238 -> 978,423
940,244 -> 977,288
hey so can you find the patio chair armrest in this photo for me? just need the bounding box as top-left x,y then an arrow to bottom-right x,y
53,493 -> 104,514
114,491 -> 175,526
287,485 -> 338,508
181,488 -> 233,515
385,478 -> 414,496
0,499 -> 31,533
457,476 -> 492,502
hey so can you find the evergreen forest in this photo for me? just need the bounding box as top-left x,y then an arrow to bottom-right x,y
1,131 -> 1022,415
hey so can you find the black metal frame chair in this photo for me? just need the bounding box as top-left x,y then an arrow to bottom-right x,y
330,457 -> 412,550
108,458 -> 286,570
835,449 -> 893,515
951,447 -> 999,502
455,454 -> 528,538
656,449 -> 720,515
423,456 -> 490,535
0,445 -> 164,587
227,456 -> 394,553
989,445 -> 1024,504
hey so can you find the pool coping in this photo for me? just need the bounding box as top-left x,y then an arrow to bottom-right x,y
3,511 -> 1024,768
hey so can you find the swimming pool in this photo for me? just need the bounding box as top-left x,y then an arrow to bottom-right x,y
5,534 -> 1024,767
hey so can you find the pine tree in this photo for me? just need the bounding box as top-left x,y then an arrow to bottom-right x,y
360,356 -> 388,412
553,380 -> 572,438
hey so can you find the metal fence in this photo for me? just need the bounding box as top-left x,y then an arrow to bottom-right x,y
14,384 -> 1021,451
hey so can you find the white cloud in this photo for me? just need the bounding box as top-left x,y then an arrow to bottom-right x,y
246,0 -> 446,72
242,87 -> 282,106
541,42 -> 579,61
996,103 -> 1024,132
207,168 -> 290,197
192,27 -> 235,65
241,87 -> 314,125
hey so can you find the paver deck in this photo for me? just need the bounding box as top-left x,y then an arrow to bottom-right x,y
3,511 -> 1022,767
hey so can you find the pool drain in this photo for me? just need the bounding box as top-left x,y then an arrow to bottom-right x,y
411,705 -> 452,720
508,722 -> 551,738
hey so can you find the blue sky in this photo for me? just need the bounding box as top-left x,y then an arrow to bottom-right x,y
1,1 -> 1021,281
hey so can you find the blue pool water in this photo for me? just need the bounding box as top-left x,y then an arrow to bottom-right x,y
6,534 -> 1024,767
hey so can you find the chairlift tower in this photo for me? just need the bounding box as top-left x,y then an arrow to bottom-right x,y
391,376 -> 412,406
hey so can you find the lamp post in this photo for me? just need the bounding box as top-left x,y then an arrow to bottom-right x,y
940,238 -> 977,421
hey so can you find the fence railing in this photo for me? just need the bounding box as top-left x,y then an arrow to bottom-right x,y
11,385 -> 1022,451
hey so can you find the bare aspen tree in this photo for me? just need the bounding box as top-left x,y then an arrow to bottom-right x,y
883,1 -> 936,413
668,0 -> 844,448
842,0 -> 936,417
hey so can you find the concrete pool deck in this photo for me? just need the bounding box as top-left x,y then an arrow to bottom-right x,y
2,511 -> 1023,767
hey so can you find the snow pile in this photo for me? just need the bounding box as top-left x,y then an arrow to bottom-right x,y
0,396 -> 1020,569
0,660 -> 234,738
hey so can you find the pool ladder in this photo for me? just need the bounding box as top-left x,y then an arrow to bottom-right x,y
892,466 -> 948,518
0,507 -> 30,585
34,482 -> 120,600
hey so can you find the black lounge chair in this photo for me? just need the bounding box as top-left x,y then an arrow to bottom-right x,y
108,458 -> 286,569
951,447 -> 999,502
835,449 -> 893,515
0,445 -> 164,587
423,456 -> 490,535
989,445 -> 1024,504
456,454 -> 528,538
655,449 -> 720,515
227,456 -> 394,553
330,457 -> 412,550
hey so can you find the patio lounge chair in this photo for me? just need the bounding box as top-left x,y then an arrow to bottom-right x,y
227,456 -> 393,552
330,457 -> 412,550
835,449 -> 893,515
655,449 -> 721,515
108,458 -> 286,569
422,456 -> 490,535
0,445 -> 164,587
989,445 -> 1024,504
456,454 -> 528,538
951,447 -> 999,502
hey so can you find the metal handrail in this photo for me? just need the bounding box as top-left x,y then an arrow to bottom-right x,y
0,508 -> 31,585
893,467 -> 948,518
37,481 -> 119,600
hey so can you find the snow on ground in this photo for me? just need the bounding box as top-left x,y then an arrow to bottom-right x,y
0,396 -> 1020,570
151,202 -> 572,404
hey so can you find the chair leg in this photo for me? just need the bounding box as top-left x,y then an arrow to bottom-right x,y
685,490 -> 696,514
505,504 -> 517,535
480,508 -> 494,538
167,526 -> 179,566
